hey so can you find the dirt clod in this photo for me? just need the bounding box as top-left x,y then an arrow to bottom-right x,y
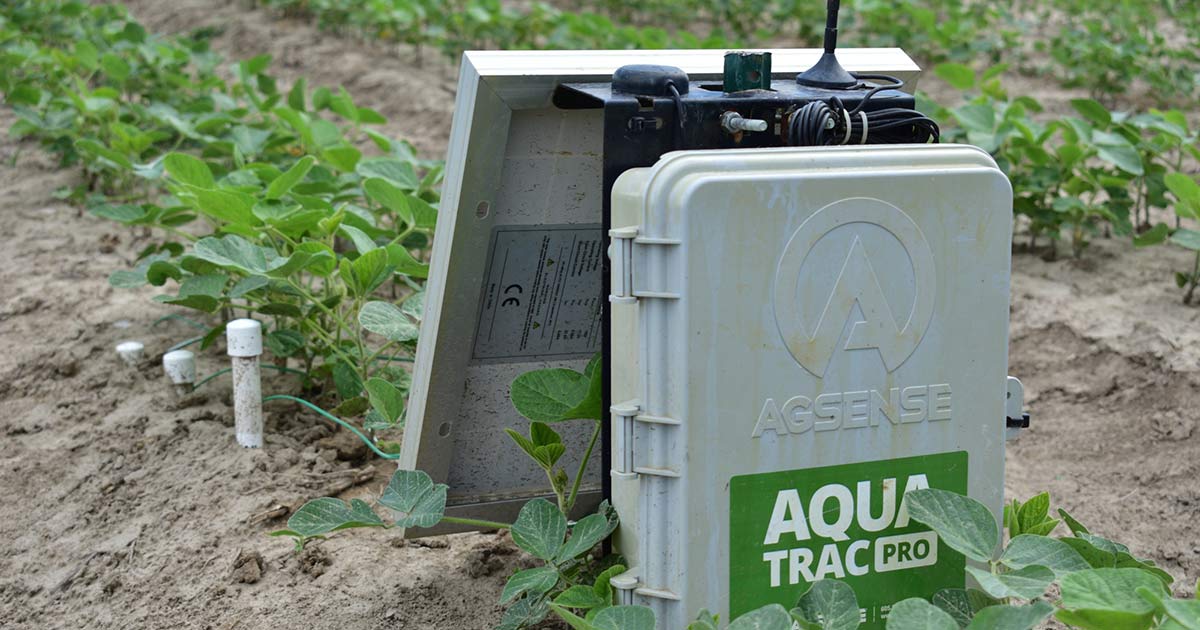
297,546 -> 332,578
230,550 -> 265,584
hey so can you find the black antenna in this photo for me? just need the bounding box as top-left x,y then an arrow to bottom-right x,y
796,0 -> 858,89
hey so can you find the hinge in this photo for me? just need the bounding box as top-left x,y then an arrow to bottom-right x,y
610,568 -> 639,606
610,400 -> 640,475
609,226 -> 638,304
609,227 -> 682,303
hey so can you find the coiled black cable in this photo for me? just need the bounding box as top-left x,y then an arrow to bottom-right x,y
787,74 -> 940,146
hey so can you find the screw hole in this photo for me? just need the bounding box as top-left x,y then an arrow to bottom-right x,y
475,200 -> 490,219
438,422 -> 452,437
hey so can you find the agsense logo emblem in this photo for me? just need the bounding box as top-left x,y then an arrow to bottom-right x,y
774,198 -> 935,377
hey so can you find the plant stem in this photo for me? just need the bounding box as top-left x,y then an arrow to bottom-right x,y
1186,251 -> 1200,305
566,420 -> 602,512
442,516 -> 511,530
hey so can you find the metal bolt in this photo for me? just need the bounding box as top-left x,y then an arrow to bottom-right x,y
721,111 -> 769,135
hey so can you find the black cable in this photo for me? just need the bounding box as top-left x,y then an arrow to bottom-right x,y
787,74 -> 940,147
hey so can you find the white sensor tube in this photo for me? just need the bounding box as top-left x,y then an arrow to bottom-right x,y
227,319 -> 263,448
116,341 -> 144,366
163,349 -> 196,396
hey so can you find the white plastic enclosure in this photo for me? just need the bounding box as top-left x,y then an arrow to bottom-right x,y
608,145 -> 1013,627
401,49 -> 923,533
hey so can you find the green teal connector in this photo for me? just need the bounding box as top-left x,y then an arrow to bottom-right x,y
723,51 -> 772,92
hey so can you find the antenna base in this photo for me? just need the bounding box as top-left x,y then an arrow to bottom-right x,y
796,52 -> 858,89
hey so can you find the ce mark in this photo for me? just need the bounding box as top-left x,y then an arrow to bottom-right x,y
501,283 -> 523,307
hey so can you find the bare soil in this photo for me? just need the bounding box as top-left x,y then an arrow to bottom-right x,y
0,1 -> 1196,628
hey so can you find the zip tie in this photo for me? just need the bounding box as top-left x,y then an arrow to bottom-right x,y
841,109 -> 853,145
859,111 -> 869,144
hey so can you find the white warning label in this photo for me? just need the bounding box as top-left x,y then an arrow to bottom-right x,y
472,224 -> 603,361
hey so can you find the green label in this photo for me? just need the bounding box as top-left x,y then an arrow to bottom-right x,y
729,451 -> 968,627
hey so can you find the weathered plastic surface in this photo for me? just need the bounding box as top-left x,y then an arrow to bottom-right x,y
609,144 -> 1013,627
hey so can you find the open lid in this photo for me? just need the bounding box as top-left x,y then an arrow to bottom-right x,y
401,49 -> 923,534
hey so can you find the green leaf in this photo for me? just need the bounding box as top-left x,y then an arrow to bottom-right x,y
593,562 -> 626,603
500,565 -> 559,603
690,610 -> 721,630
1014,493 -> 1049,531
1061,536 -> 1118,569
510,498 -> 566,562
1058,508 -> 1091,536
91,203 -> 149,224
793,580 -> 860,630
332,359 -> 363,400
266,156 -> 315,200
556,513 -> 609,563
365,377 -> 405,423
192,235 -> 321,277
284,497 -> 384,538
76,139 -> 132,170
185,186 -> 259,226
265,329 -> 305,358
1000,534 -> 1092,577
727,604 -> 792,630
966,564 -> 1053,600
364,177 -> 416,227
1133,223 -> 1170,247
358,301 -> 419,342
953,103 -> 996,134
562,355 -> 603,421
1166,173 -> 1200,204
1170,229 -> 1200,251
378,469 -> 448,529
164,153 -> 215,188
240,53 -> 272,76
904,488 -> 999,563
350,247 -> 392,295
592,606 -> 656,630
503,597 -> 552,630
934,63 -> 976,90
229,275 -> 270,297
1091,132 -> 1144,176
1070,99 -> 1112,127
510,368 -> 590,423
555,585 -> 608,610
99,52 -> 131,82
1136,588 -> 1200,630
532,443 -> 566,469
966,602 -> 1054,630
357,156 -> 419,189
287,77 -> 307,111
384,244 -> 429,278
931,588 -> 979,627
886,597 -> 958,630
340,224 -> 379,253
322,145 -> 361,172
1057,568 -> 1168,630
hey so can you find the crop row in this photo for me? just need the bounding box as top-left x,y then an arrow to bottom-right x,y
0,0 -> 444,441
258,0 -> 1200,105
